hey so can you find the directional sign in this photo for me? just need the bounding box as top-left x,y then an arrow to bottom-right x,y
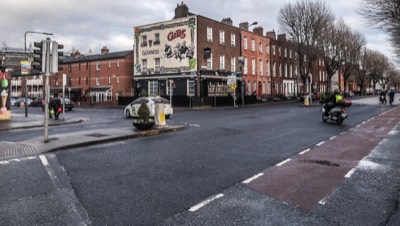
227,75 -> 236,85
231,84 -> 237,90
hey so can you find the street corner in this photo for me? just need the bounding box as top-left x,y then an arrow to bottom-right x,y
0,141 -> 37,160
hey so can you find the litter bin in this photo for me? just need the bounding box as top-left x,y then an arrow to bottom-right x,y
154,103 -> 166,127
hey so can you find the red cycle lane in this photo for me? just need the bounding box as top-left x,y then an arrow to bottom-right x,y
245,107 -> 400,212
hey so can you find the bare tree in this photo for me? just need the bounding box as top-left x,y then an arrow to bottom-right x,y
339,28 -> 366,92
359,0 -> 400,59
364,49 -> 387,93
278,0 -> 335,93
354,48 -> 369,95
320,18 -> 349,93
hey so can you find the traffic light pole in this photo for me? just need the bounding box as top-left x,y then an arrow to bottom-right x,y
44,38 -> 51,142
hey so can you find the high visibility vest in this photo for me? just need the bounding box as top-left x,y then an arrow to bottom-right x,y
336,94 -> 343,103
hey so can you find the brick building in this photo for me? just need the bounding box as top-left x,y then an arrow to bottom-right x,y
133,3 -> 242,106
52,47 -> 133,107
240,25 -> 270,99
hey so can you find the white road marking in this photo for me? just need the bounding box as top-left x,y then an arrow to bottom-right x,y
242,173 -> 264,184
189,193 -> 224,212
345,168 -> 356,178
299,149 -> 310,155
316,141 -> 325,146
0,156 -> 36,165
329,136 -> 337,140
276,158 -> 291,167
39,155 -> 60,186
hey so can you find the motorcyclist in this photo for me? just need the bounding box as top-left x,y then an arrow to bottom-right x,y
380,90 -> 387,104
389,89 -> 395,104
324,89 -> 342,114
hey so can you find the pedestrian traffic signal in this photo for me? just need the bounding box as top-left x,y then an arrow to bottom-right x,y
51,41 -> 64,73
33,40 -> 46,72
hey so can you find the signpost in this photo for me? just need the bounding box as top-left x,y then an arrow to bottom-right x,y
227,75 -> 237,107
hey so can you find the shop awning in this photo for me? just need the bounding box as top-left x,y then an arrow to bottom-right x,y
86,86 -> 112,92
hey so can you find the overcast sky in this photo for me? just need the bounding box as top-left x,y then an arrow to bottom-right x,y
1,0 -> 394,62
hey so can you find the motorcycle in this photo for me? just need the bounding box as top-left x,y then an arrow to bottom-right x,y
322,100 -> 352,125
379,94 -> 387,104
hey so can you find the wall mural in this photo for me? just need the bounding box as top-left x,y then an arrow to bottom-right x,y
0,72 -> 11,120
134,16 -> 197,75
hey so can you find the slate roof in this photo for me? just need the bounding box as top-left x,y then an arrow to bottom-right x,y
61,50 -> 133,64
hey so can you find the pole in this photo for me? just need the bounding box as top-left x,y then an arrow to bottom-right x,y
44,38 -> 51,142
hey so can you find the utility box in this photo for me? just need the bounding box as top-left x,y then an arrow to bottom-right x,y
154,103 -> 166,127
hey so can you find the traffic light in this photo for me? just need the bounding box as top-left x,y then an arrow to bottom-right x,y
51,41 -> 64,73
33,40 -> 46,72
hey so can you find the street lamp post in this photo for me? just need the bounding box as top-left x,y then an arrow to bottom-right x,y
239,21 -> 257,107
24,31 -> 53,117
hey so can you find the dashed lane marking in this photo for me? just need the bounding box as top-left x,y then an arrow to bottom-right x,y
276,158 -> 291,167
242,173 -> 264,184
299,149 -> 310,155
189,193 -> 224,212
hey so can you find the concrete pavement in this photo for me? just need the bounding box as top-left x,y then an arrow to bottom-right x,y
0,113 -> 185,160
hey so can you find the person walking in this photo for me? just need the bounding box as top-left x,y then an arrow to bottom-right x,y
50,98 -> 62,120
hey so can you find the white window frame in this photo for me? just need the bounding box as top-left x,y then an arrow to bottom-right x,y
219,55 -> 225,69
266,45 -> 270,54
96,61 -> 100,71
251,39 -> 255,52
230,33 -> 235,47
207,53 -> 212,69
259,59 -> 263,75
259,43 -> 263,53
244,57 -> 248,74
251,58 -> 256,75
108,76 -> 111,84
253,81 -> 257,94
96,77 -> 100,86
266,61 -> 270,76
207,27 -> 213,42
273,62 -> 276,77
247,81 -> 251,94
149,80 -> 158,96
220,30 -> 225,44
142,59 -> 147,73
155,58 -> 160,72
231,57 -> 236,72
243,37 -> 248,50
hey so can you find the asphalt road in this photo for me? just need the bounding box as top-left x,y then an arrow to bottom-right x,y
1,97 -> 399,225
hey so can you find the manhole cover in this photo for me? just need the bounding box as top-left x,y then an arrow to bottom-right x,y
85,133 -> 109,138
301,159 -> 340,167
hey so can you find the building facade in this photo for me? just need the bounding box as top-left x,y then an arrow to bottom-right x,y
53,47 -> 133,107
133,3 -> 243,106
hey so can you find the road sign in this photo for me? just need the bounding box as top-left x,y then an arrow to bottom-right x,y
231,84 -> 237,90
227,75 -> 236,85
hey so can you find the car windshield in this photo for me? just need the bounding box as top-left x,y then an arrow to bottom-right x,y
152,97 -> 170,104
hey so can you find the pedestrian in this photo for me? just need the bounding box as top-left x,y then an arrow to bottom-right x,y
51,98 -> 62,120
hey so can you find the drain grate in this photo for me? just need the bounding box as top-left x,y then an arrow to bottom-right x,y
85,133 -> 109,138
301,159 -> 340,167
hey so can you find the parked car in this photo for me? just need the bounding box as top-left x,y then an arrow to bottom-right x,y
30,97 -> 45,107
57,97 -> 75,111
14,97 -> 33,107
124,97 -> 173,119
10,97 -> 16,106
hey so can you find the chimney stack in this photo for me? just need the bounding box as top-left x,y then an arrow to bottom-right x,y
101,46 -> 109,54
239,22 -> 249,31
266,30 -> 276,40
174,2 -> 189,19
221,18 -> 233,26
253,27 -> 264,36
